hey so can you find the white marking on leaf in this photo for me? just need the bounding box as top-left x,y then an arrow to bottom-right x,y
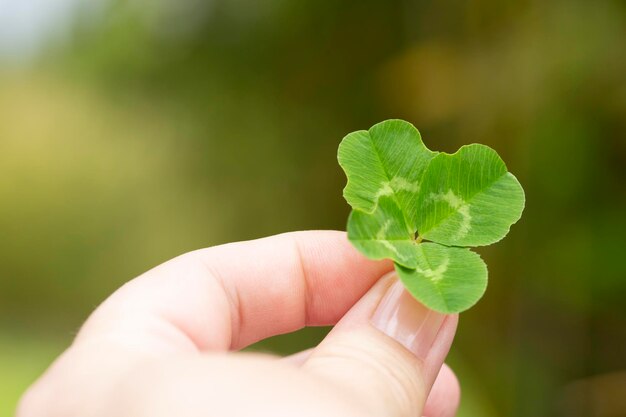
374,177 -> 420,201
374,182 -> 394,200
376,219 -> 401,257
416,257 -> 449,282
430,190 -> 471,240
376,219 -> 391,240
388,177 -> 420,193
381,240 -> 400,256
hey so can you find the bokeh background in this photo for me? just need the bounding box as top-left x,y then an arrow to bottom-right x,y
1,0 -> 625,416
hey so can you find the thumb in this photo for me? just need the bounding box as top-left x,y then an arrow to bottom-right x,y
302,272 -> 458,417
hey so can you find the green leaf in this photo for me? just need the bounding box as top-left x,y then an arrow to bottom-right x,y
337,119 -> 437,230
338,120 -> 525,314
416,144 -> 526,247
347,196 -> 418,268
395,243 -> 488,314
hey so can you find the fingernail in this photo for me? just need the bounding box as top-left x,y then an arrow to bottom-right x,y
370,279 -> 446,359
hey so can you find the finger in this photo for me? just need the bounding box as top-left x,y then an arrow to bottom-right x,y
423,364 -> 461,417
77,231 -> 392,351
302,273 -> 458,417
285,348 -> 460,417
21,231 -> 390,416
283,348 -> 313,366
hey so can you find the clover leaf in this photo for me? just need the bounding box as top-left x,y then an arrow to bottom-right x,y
338,119 -> 437,232
416,144 -> 525,247
338,119 -> 525,313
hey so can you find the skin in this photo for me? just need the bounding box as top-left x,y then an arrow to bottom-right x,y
17,231 -> 460,417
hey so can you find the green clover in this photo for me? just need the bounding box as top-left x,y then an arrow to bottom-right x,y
338,119 -> 525,313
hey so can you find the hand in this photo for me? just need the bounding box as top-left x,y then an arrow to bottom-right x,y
18,231 -> 460,417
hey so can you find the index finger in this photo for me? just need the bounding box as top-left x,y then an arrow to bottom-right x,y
77,231 -> 392,351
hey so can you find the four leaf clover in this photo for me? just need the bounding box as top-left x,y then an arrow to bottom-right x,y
338,119 -> 525,313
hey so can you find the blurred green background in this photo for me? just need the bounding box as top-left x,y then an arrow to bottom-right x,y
1,0 -> 625,416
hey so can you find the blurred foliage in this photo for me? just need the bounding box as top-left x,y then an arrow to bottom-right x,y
0,331 -> 65,416
1,0 -> 625,416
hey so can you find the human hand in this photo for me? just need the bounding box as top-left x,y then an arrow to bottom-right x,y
18,231 -> 460,417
